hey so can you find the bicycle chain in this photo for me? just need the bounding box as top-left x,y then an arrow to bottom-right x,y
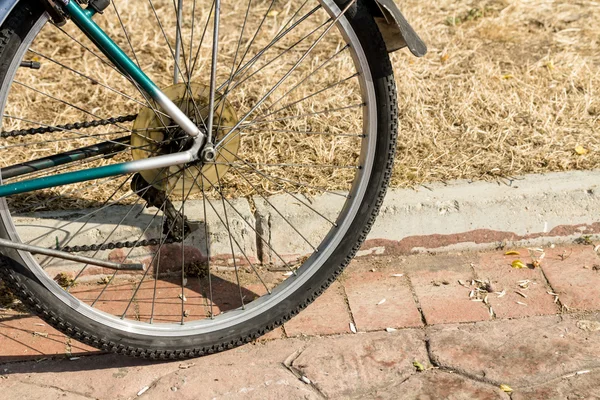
61,236 -> 179,253
0,114 -> 138,138
0,113 -> 185,252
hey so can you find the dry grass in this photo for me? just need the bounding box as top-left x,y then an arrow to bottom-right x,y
390,0 -> 599,186
1,0 -> 599,211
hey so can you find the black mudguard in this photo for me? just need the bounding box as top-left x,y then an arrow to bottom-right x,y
370,0 -> 427,56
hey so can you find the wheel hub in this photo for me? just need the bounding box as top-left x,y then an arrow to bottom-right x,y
131,82 -> 240,196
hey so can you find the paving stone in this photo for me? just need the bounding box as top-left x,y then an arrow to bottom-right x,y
541,246 -> 600,311
0,310 -> 100,362
2,379 -> 90,399
343,268 -> 423,331
366,370 -> 509,400
475,250 -> 559,319
147,362 -> 320,399
512,369 -> 600,400
284,281 -> 351,337
134,278 -> 208,323
0,312 -> 68,362
70,280 -> 138,319
428,314 -> 600,387
406,253 -> 490,324
2,338 -> 307,399
292,329 -> 428,398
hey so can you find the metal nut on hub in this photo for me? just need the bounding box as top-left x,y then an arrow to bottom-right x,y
201,146 -> 217,162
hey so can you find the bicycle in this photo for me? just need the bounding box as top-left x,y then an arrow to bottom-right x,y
0,0 -> 425,358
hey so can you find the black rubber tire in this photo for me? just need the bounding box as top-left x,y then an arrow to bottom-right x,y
0,0 -> 398,358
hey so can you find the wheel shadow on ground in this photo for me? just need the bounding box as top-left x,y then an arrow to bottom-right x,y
0,273 -> 259,369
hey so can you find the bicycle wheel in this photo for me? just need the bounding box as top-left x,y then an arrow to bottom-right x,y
0,0 -> 397,358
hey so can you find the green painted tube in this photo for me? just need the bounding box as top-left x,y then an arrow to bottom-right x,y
63,1 -> 159,97
0,163 -> 129,197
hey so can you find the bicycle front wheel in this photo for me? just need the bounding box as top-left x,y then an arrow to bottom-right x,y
0,0 -> 398,358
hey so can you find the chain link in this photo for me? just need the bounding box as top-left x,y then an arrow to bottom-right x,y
0,114 -> 138,138
61,237 -> 180,253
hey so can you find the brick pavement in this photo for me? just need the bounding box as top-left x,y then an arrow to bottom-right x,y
1,244 -> 600,399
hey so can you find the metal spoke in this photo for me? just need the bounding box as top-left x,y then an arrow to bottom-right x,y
90,167 -> 188,307
19,165 -> 186,245
205,0 -> 221,143
216,0 -> 357,150
55,22 -> 168,126
212,162 -> 358,170
220,152 -> 342,227
256,73 -> 359,121
120,161 -> 207,319
198,170 -> 272,294
215,151 -> 318,251
212,0 -> 268,133
199,175 -> 214,319
241,103 -> 365,129
54,25 -> 130,83
146,0 -> 204,128
27,49 -> 149,110
149,203 -> 167,323
173,0 -> 184,84
239,126 -> 364,137
219,4 -> 322,92
260,45 -> 351,116
219,147 -> 349,198
62,175 -> 136,287
221,18 -> 331,100
199,166 -> 295,274
214,163 -> 245,309
12,81 -> 137,137
109,1 -> 173,126
202,6 -> 324,119
189,0 -> 216,76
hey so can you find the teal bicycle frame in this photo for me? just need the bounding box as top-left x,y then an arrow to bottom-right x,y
0,0 -> 206,197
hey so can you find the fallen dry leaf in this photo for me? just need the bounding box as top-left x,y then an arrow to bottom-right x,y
413,360 -> 426,372
500,384 -> 513,393
512,260 -> 526,269
576,320 -> 600,332
575,145 -> 589,155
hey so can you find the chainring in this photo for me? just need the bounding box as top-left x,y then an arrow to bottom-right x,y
131,82 -> 240,197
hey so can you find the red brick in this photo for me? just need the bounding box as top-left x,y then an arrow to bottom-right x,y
70,280 -> 138,319
394,370 -> 509,399
344,269 -> 423,331
407,254 -> 490,325
541,246 -> 600,311
134,278 -> 208,323
475,250 -> 559,319
428,314 -> 600,388
413,270 -> 491,324
284,281 -> 351,337
0,312 -> 68,361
